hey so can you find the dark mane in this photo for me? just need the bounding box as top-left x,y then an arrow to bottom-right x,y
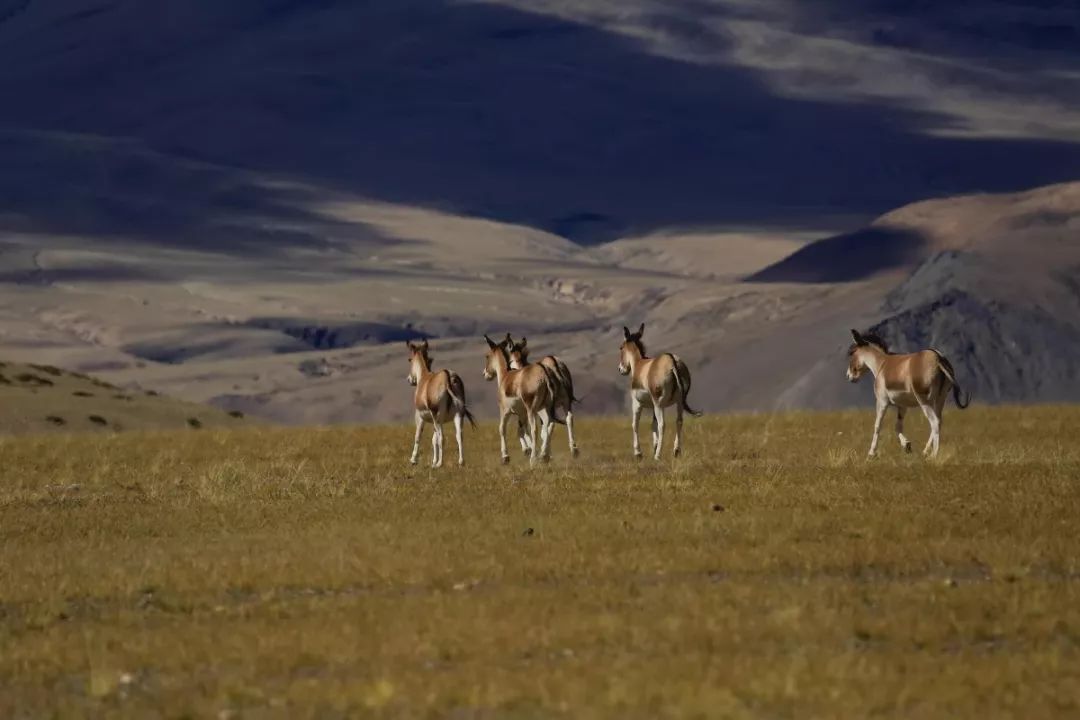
627,337 -> 647,357
862,332 -> 889,353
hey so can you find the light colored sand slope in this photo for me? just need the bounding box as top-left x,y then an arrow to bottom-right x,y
0,361 -> 247,434
0,174 -> 1077,423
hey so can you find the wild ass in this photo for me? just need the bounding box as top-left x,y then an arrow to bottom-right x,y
617,324 -> 702,460
847,329 -> 970,458
406,340 -> 475,467
483,334 -> 560,465
505,334 -> 581,458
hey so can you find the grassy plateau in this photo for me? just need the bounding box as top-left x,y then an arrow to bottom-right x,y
1,406 -> 1079,718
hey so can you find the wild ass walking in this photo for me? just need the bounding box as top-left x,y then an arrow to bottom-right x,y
617,324 -> 702,460
483,335 -> 561,466
406,340 -> 475,467
505,334 -> 581,458
847,329 -> 970,458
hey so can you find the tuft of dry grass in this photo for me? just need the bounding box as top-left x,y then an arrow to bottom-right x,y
1,405 -> 1079,718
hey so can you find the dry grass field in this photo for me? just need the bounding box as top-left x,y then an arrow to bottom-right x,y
2,406 -> 1079,718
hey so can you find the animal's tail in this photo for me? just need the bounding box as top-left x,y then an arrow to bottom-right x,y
933,350 -> 971,409
670,358 -> 703,417
446,371 -> 477,428
553,359 -> 582,408
540,365 -> 567,425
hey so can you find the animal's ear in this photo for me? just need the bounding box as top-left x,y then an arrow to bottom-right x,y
485,334 -> 498,350
850,329 -> 865,346
503,332 -> 512,346
623,326 -> 631,339
519,337 -> 527,348
419,339 -> 429,351
637,323 -> 645,337
406,341 -> 413,351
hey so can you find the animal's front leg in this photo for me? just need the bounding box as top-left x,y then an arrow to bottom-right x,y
410,413 -> 424,465
498,411 -> 512,464
652,404 -> 665,461
868,400 -> 887,457
631,397 -> 643,459
526,411 -> 540,467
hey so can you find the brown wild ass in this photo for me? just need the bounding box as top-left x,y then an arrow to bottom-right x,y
483,335 -> 560,465
505,334 -> 581,458
617,324 -> 702,459
406,340 -> 475,467
847,329 -> 970,458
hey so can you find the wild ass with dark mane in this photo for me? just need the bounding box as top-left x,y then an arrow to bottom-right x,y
505,334 -> 581,458
406,340 -> 475,467
617,324 -> 701,460
847,329 -> 970,457
483,334 -> 561,466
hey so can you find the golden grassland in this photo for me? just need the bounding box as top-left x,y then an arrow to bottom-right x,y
2,405 -> 1079,718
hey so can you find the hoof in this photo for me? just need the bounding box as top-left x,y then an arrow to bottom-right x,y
633,451 -> 643,461
501,456 -> 510,465
571,447 -> 580,458
458,460 -> 465,467
903,442 -> 912,453
673,447 -> 682,458
409,458 -> 418,466
523,447 -> 532,457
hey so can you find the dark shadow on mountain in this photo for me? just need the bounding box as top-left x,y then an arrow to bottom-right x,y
746,227 -> 927,283
0,130 -> 404,257
0,1 -> 1077,245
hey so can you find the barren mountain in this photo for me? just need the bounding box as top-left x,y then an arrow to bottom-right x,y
0,1 -> 1077,424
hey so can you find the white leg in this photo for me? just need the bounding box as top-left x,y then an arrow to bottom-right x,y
896,406 -> 911,453
631,398 -> 643,459
917,399 -> 936,456
454,413 -> 464,466
431,424 -> 441,468
499,412 -> 511,464
410,413 -> 424,465
651,413 -> 659,457
868,400 -> 887,457
652,404 -> 665,461
673,403 -> 684,458
537,407 -> 553,461
566,410 -> 579,458
933,395 -> 946,456
527,411 -> 540,467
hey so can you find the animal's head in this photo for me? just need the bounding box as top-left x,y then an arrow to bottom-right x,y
483,334 -> 506,381
406,340 -> 431,385
619,323 -> 645,375
846,329 -> 887,382
506,334 -> 530,370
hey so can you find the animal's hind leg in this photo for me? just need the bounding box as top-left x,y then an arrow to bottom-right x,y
650,413 -> 659,457
536,407 -> 553,462
566,409 -> 579,458
652,404 -> 665,461
410,414 -> 424,465
517,416 -> 532,457
673,403 -> 684,457
896,406 -> 911,453
916,397 -> 939,456
431,423 -> 443,468
454,413 -> 465,467
526,411 -> 540,467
